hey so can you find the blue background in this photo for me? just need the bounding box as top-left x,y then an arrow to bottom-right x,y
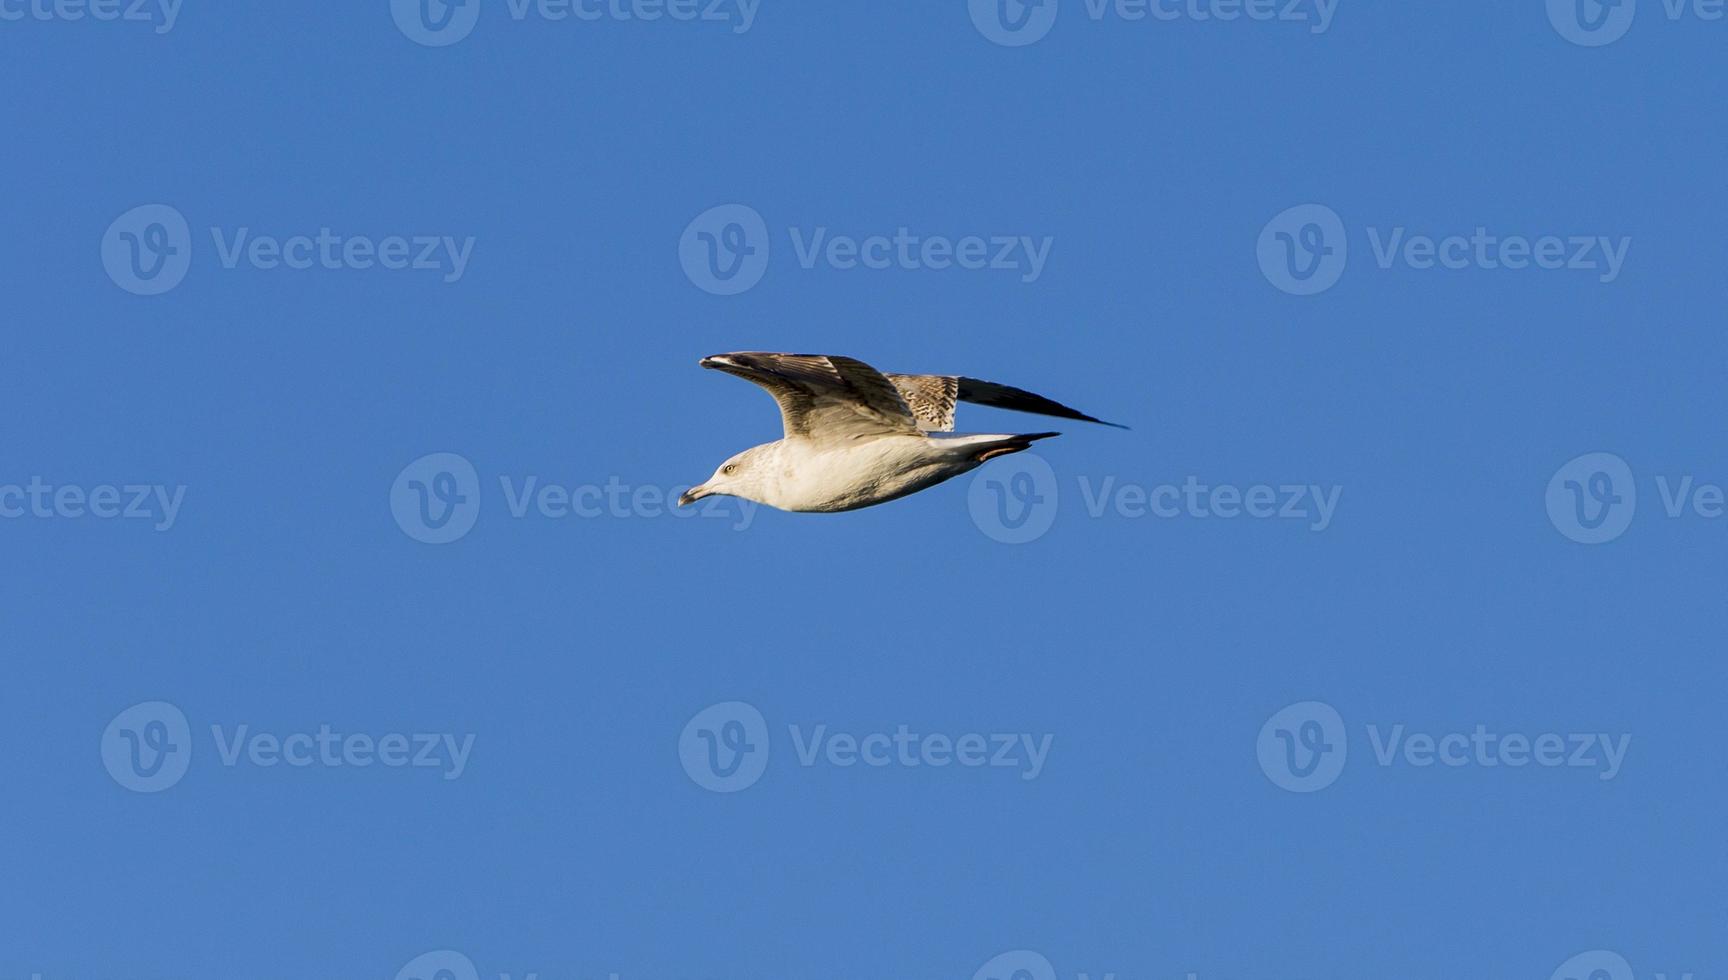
2,2 -> 1722,978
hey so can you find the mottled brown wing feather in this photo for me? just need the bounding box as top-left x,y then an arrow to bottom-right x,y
886,373 -> 960,432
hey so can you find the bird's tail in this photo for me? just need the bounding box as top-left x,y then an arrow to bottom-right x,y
965,431 -> 1061,463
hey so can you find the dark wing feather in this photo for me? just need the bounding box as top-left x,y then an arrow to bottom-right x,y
956,377 -> 1127,429
886,371 -> 1125,431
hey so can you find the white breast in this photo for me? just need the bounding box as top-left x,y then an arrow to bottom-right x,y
771,435 -> 964,512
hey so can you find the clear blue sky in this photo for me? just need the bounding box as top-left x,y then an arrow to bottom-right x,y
3,2 -> 1723,979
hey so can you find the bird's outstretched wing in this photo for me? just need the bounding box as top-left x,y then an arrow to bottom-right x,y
700,352 -> 921,441
885,372 -> 1126,432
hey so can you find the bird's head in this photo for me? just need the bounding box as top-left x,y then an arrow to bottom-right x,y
680,445 -> 770,507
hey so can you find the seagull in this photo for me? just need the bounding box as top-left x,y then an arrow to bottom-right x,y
678,352 -> 1123,513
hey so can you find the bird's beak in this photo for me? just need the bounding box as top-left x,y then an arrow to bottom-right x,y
678,485 -> 708,507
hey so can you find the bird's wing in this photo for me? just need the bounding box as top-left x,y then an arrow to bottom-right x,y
884,373 -> 960,432
886,373 -> 1126,432
700,352 -> 922,441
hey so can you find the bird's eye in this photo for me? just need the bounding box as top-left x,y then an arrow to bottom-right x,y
722,463 -> 737,475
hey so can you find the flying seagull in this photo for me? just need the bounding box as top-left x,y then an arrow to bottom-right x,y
679,352 -> 1123,513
